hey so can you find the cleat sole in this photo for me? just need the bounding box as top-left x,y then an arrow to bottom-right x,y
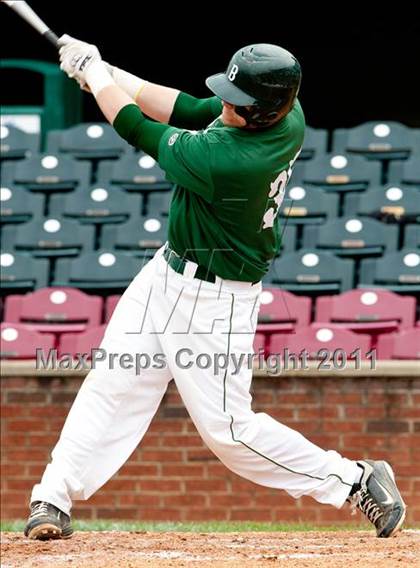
28,523 -> 62,540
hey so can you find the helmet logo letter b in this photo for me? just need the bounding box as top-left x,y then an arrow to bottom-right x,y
228,64 -> 239,82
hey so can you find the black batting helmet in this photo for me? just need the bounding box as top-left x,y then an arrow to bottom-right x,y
206,43 -> 302,128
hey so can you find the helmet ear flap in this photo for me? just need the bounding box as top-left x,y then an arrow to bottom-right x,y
234,104 -> 288,128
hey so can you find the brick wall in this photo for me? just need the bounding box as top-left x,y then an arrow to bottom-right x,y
1,374 -> 419,524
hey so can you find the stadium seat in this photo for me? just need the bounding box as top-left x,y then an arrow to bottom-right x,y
3,217 -> 95,257
60,324 -> 107,357
269,325 -> 371,359
253,332 -> 266,356
376,327 -> 420,359
299,126 -> 328,160
46,123 -> 131,160
263,250 -> 354,294
1,323 -> 55,360
332,121 -> 415,161
359,249 -> 420,293
1,185 -> 44,224
344,184 -> 420,223
315,289 -> 416,335
258,288 -> 311,333
1,153 -> 91,194
97,152 -> 172,192
105,295 -> 121,322
146,191 -> 173,216
101,215 -> 168,253
0,251 -> 49,292
276,223 -> 298,252
302,217 -> 398,258
4,288 -> 102,334
0,124 -> 39,160
302,153 -> 381,192
279,184 -> 339,225
388,155 -> 420,186
49,185 -> 142,225
404,225 -> 420,249
53,251 -> 142,291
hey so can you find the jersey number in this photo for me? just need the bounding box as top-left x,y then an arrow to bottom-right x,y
262,149 -> 301,229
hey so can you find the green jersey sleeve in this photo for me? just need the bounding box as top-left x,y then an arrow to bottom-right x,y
113,104 -> 170,160
158,127 -> 216,202
169,92 -> 222,130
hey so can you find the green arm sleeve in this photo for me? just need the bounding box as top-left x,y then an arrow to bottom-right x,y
169,92 -> 222,130
113,104 -> 170,160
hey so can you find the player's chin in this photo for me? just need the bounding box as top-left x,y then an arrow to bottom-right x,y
221,114 -> 246,128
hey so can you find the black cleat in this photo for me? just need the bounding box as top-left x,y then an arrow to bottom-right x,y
24,501 -> 73,540
348,460 -> 406,538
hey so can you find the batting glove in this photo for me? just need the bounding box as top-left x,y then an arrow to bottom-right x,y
58,34 -> 102,85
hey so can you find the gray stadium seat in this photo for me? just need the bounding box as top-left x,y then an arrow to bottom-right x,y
0,251 -> 49,292
1,153 -> 91,194
359,249 -> 420,293
46,122 -> 131,160
53,251 -> 142,292
49,185 -> 142,225
4,217 -> 95,257
344,184 -> 420,223
303,153 -> 381,192
0,124 -> 39,160
1,185 -> 44,224
263,249 -> 354,294
279,184 -> 339,225
404,225 -> 420,249
146,191 -> 173,216
332,121 -> 416,161
302,217 -> 398,258
388,156 -> 420,186
299,126 -> 328,160
101,215 -> 168,253
97,152 -> 172,192
276,223 -> 298,253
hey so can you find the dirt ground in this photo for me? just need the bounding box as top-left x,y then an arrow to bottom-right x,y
1,530 -> 419,568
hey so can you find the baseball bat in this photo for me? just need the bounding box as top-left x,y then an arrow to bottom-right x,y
1,0 -> 59,48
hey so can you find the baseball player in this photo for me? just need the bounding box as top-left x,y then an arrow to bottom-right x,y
25,37 -> 406,540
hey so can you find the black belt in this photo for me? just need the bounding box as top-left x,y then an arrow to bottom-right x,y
163,246 -> 217,283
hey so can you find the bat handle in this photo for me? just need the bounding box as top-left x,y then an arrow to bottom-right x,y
43,29 -> 59,48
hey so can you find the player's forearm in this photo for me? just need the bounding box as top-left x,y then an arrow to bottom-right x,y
136,82 -> 180,123
82,61 -> 132,124
82,63 -> 167,158
105,63 -> 221,128
95,85 -> 134,125
105,62 -> 179,123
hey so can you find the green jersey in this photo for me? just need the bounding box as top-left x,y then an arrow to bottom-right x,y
159,97 -> 305,282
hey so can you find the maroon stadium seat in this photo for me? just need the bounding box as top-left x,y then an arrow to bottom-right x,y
60,325 -> 107,357
315,289 -> 416,335
1,323 -> 55,359
105,295 -> 121,322
258,288 -> 311,333
257,288 -> 312,355
269,325 -> 371,359
253,332 -> 265,353
376,328 -> 420,359
4,287 -> 103,334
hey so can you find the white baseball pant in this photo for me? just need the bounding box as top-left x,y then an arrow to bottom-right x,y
31,246 -> 360,514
